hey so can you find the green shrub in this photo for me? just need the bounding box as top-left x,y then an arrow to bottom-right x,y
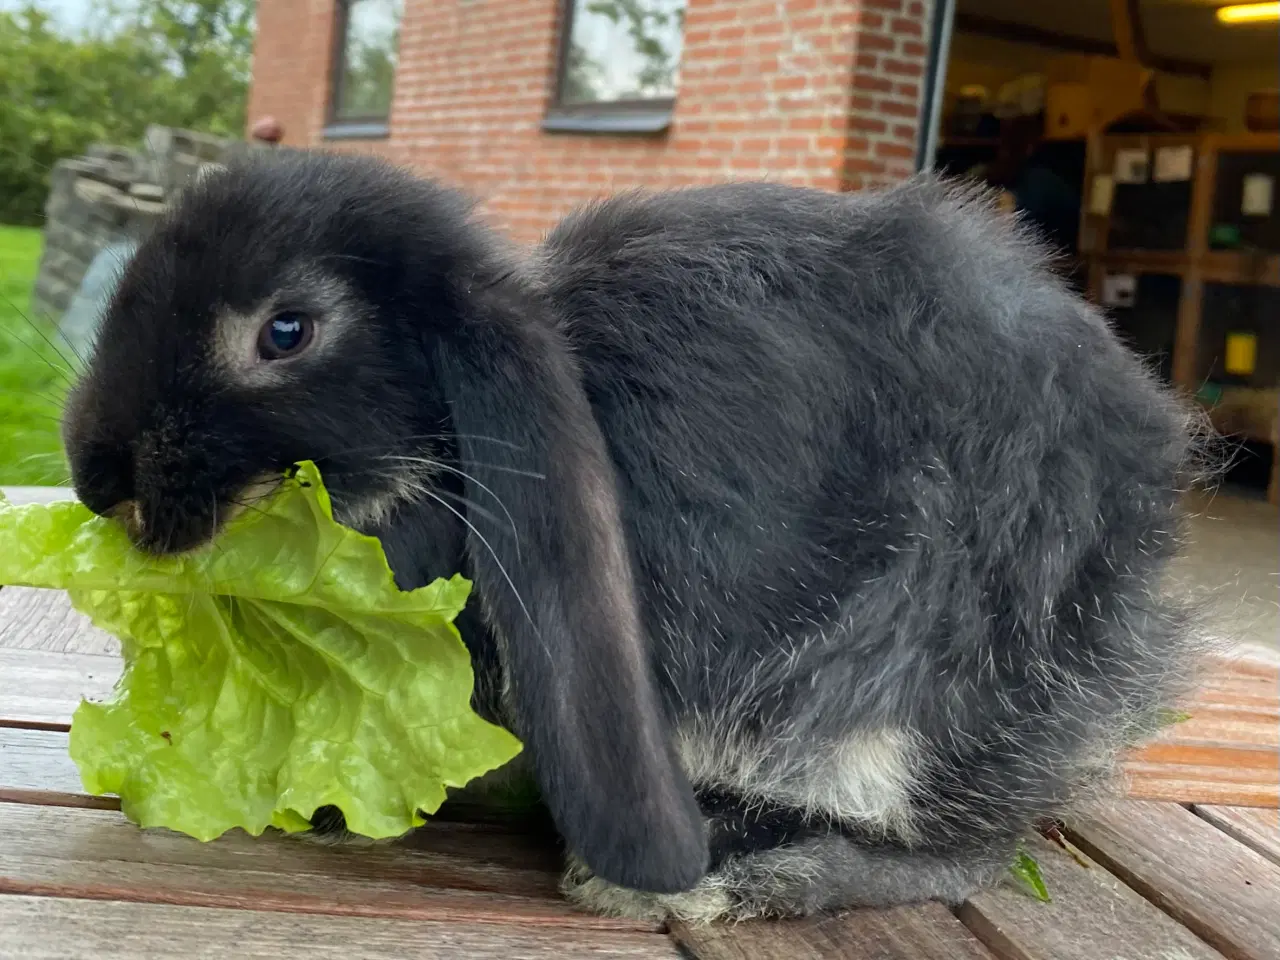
0,2 -> 253,225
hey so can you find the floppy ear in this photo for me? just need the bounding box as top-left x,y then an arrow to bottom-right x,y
435,289 -> 708,894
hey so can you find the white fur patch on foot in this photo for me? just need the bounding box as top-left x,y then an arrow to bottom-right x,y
560,859 -> 735,925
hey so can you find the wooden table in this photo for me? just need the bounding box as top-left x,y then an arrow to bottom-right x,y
2,489 -> 1278,958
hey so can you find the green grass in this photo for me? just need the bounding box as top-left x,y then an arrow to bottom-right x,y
0,224 -> 73,486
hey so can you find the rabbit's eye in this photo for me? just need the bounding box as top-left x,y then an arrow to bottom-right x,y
258,312 -> 314,360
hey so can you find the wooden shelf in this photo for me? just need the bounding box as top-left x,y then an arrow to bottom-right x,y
1086,251 -> 1280,286
1081,132 -> 1280,394
1090,250 -> 1189,271
1201,252 -> 1280,286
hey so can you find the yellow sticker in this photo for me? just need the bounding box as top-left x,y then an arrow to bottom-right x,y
1224,332 -> 1257,377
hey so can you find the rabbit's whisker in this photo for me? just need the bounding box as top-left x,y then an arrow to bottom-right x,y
365,469 -> 514,538
418,486 -> 535,630
375,454 -> 524,550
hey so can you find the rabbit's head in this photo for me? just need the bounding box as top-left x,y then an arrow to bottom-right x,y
62,151 -> 708,895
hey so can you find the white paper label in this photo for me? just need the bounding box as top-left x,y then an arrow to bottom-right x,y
1089,174 -> 1115,215
1242,173 -> 1274,217
1113,148 -> 1149,184
1102,273 -> 1137,307
1153,145 -> 1193,183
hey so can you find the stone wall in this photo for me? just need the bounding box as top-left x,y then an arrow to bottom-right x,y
31,126 -> 261,321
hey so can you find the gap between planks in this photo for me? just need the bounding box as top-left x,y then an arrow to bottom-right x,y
1068,801 -> 1280,960
1190,805 -> 1280,868
956,831 -> 1226,960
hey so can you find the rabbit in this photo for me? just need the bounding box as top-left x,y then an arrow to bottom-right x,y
61,150 -> 1205,923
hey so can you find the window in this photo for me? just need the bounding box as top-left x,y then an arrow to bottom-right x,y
547,0 -> 687,133
326,0 -> 403,138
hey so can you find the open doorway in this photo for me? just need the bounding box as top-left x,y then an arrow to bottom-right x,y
925,0 -> 1279,502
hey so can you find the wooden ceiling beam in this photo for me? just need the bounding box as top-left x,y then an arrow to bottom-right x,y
953,12 -> 1212,79
1109,0 -> 1151,64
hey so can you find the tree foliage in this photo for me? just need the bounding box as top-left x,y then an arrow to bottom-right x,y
0,0 -> 254,226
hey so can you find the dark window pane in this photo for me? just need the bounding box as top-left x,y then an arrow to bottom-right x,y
561,0 -> 686,105
334,0 -> 403,121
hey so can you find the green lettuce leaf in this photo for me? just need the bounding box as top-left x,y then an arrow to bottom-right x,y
0,461 -> 522,841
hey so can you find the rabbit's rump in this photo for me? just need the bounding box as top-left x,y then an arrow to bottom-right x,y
536,177 -> 1202,921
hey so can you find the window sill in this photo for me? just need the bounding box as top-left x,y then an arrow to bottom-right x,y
322,122 -> 391,141
542,106 -> 673,135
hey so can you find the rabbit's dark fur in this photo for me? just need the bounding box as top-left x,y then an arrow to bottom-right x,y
63,151 -> 1203,922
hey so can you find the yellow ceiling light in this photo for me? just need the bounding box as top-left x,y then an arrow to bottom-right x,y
1216,2 -> 1280,23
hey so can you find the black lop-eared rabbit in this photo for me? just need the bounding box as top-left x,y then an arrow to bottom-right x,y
63,152 -> 1203,922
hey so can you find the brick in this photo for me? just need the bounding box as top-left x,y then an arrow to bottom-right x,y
877,98 -> 921,118
248,0 -> 932,239
881,57 -> 924,78
844,157 -> 888,174
889,15 -> 924,36
874,141 -> 916,159
852,73 -> 894,93
786,115 -> 829,132
773,75 -> 810,92
855,31 -> 896,52
848,114 -> 889,133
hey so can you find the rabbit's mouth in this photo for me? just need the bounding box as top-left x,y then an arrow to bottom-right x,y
111,496 -> 222,556
113,473 -> 284,557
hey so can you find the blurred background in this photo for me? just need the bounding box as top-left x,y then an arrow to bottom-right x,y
0,0 -> 1275,649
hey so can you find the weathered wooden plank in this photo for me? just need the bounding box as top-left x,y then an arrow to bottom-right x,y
957,833 -> 1225,960
1198,672 -> 1280,705
0,587 -> 119,655
1149,709 -> 1280,747
1122,655 -> 1280,809
0,895 -> 681,959
1123,774 -> 1279,810
0,802 -> 662,933
0,647 -> 120,728
0,724 -> 119,809
1193,806 -> 1280,867
0,486 -> 75,506
672,903 -> 993,960
0,800 -> 562,888
0,727 -> 93,797
1133,741 -> 1279,773
1068,801 -> 1280,960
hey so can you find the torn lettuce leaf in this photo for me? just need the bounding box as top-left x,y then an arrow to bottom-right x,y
0,461 -> 522,841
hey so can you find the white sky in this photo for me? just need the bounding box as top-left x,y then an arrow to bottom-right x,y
1,0 -> 118,34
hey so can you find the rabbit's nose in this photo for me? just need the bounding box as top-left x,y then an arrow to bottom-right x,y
67,440 -> 137,520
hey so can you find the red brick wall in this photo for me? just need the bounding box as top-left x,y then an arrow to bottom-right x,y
842,0 -> 930,190
246,0 -> 337,148
248,0 -> 933,243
